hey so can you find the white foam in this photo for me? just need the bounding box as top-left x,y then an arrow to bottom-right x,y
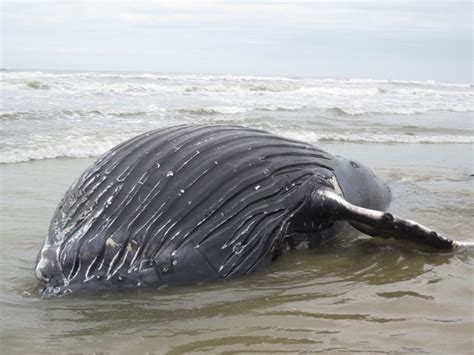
2,130 -> 471,164
0,134 -> 134,163
2,71 -> 472,114
256,104 -> 305,112
277,131 -> 474,145
2,71 -> 470,86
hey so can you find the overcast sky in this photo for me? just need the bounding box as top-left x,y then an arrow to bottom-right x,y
1,1 -> 472,82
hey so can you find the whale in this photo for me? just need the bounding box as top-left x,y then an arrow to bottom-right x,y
35,124 -> 467,296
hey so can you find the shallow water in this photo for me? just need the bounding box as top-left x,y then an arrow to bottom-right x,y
1,143 -> 473,354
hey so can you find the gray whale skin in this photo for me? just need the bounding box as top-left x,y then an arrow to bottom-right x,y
35,125 -> 465,297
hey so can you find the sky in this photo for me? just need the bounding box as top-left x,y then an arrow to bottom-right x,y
1,0 -> 472,82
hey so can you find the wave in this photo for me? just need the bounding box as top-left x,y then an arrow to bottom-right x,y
3,72 -> 472,114
0,112 -> 27,120
256,105 -> 472,116
177,106 -> 248,115
325,107 -> 351,116
4,84 -> 470,117
256,104 -> 305,112
1,71 -> 300,82
183,83 -> 298,93
276,131 -> 474,144
59,109 -> 154,118
1,105 -> 471,125
3,71 -> 471,89
322,107 -> 472,116
2,131 -> 472,164
1,71 -> 169,81
247,84 -> 298,92
311,78 -> 473,89
0,134 -> 133,164
2,70 -> 472,164
26,80 -> 49,90
0,108 -> 165,121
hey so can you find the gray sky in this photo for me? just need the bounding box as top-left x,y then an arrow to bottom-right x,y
2,1 -> 472,82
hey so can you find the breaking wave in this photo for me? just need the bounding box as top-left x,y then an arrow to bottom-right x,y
177,106 -> 248,115
277,131 -> 474,145
25,80 -> 50,90
2,131 -> 472,164
3,71 -> 472,115
2,71 -> 471,87
0,134 -> 136,164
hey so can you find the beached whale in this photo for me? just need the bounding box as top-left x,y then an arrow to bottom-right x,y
35,125 -> 466,296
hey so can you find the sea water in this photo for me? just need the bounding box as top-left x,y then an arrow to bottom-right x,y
1,70 -> 472,163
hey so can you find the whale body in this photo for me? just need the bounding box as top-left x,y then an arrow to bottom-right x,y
35,125 -> 461,296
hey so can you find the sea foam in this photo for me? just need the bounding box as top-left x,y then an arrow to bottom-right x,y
1,130 -> 472,164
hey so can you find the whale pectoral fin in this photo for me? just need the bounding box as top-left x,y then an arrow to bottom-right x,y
314,189 -> 469,250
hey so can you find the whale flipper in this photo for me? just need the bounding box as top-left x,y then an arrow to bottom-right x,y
314,189 -> 469,250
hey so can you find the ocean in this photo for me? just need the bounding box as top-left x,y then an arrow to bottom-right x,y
1,71 -> 473,163
1,70 -> 473,353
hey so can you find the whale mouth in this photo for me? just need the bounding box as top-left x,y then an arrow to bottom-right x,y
38,282 -> 72,298
38,284 -> 53,298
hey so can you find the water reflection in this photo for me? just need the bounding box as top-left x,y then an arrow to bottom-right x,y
27,235 -> 457,335
1,230 -> 471,354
